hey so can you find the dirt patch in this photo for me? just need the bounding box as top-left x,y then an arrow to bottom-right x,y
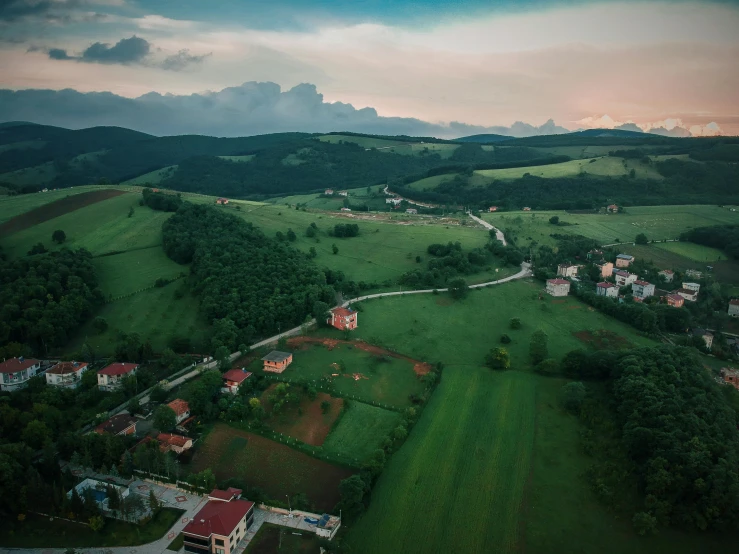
551,299 -> 566,304
287,336 -> 432,376
435,296 -> 454,306
0,189 -> 128,236
573,329 -> 634,350
566,305 -> 581,310
260,384 -> 343,446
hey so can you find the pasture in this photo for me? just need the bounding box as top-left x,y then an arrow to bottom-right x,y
93,247 -> 185,297
317,135 -> 460,158
188,424 -> 353,511
321,401 -> 402,463
121,165 -> 177,185
654,241 -> 726,262
0,185 -> 107,223
474,156 -> 661,181
270,186 -> 388,212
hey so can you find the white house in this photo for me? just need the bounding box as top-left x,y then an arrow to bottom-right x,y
632,280 -> 656,300
728,299 -> 739,317
613,270 -> 638,287
685,269 -> 702,279
682,282 -> 701,293
97,363 -> 138,391
692,329 -> 714,350
0,357 -> 41,392
677,288 -> 698,302
659,269 -> 674,283
385,197 -> 402,205
546,279 -> 570,297
557,264 -> 578,278
337,191 -> 348,197
46,361 -> 89,389
406,208 -> 418,214
596,282 -> 619,298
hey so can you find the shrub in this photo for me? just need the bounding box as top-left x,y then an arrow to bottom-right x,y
560,381 -> 587,414
485,347 -> 510,370
510,318 -> 522,330
500,334 -> 511,344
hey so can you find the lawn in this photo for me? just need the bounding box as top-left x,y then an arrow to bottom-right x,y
245,523 -> 320,554
167,533 -> 184,551
654,241 -> 727,262
0,508 -> 184,548
322,401 -> 402,463
188,423 -> 353,511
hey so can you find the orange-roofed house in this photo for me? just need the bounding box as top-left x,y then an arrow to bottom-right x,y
607,204 -> 618,213
328,307 -> 358,331
665,294 -> 685,308
488,206 -> 498,212
0,357 -> 41,392
167,399 -> 190,424
261,352 -> 293,373
157,433 -> 193,454
46,361 -> 89,389
545,279 -> 570,297
721,368 -> 739,391
97,363 -> 138,391
222,369 -> 252,394
216,197 -> 229,205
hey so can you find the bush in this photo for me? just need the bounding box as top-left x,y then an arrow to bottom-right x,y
632,511 -> 658,536
500,334 -> 511,344
635,233 -> 648,245
549,216 -> 559,225
52,229 -> 67,244
448,278 -> 469,300
92,317 -> 108,333
535,358 -> 558,375
510,318 -> 522,330
485,347 -> 510,370
560,381 -> 587,414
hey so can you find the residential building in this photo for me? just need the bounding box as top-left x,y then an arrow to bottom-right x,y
157,433 -> 193,454
613,270 -> 638,287
721,368 -> 739,391
596,282 -> 619,298
221,369 -> 252,394
97,363 -> 138,391
337,191 -> 348,197
522,207 -> 531,211
728,299 -> 739,317
385,197 -> 402,205
324,188 -> 334,195
46,361 -> 89,389
607,204 -> 618,213
682,282 -> 701,293
685,269 -> 703,279
659,269 -> 674,283
615,254 -> 634,268
557,264 -> 578,278
340,207 -> 351,212
595,261 -> 613,278
632,280 -> 656,300
316,514 -> 341,540
261,351 -> 293,373
488,206 -> 498,212
587,249 -> 604,260
545,278 -> 570,297
328,306 -> 358,331
167,399 -> 190,424
676,288 -> 698,302
216,198 -> 229,205
406,208 -> 418,214
0,357 -> 41,392
692,329 -> 714,350
183,489 -> 255,554
95,414 -> 137,436
665,294 -> 685,308
68,478 -> 129,510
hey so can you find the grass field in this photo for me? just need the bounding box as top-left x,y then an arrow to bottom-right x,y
94,247 -> 185,297
270,186 -> 388,212
474,156 -> 662,181
317,134 -> 459,158
0,140 -> 46,154
245,523 -> 319,554
653,241 -> 726,262
0,161 -> 58,186
322,401 -> 402,463
121,165 -> 178,185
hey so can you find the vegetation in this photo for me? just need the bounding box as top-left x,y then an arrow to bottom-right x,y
681,224 -> 739,260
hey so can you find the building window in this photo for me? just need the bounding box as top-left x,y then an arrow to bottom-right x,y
215,549 -> 224,554
215,539 -> 224,546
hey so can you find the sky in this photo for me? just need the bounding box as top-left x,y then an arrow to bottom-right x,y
0,0 -> 737,136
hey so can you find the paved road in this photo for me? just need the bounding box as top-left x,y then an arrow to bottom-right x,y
467,212 -> 507,246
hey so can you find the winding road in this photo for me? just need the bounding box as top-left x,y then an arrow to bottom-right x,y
467,212 -> 507,246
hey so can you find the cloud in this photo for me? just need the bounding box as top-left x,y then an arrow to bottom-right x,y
0,0 -> 113,24
48,47 -> 73,59
81,35 -> 150,64
575,115 -> 724,137
161,49 -> 211,71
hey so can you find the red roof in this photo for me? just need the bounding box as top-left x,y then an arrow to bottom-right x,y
0,357 -> 40,374
222,369 -> 252,384
730,299 -> 739,306
597,282 -> 616,288
547,279 -> 569,285
47,361 -> 88,375
667,294 -> 684,302
157,433 -> 191,448
183,498 -> 253,538
209,488 -> 242,501
660,269 -> 674,274
634,280 -> 651,286
331,307 -> 355,317
167,399 -> 190,417
98,362 -> 138,376
95,414 -> 137,435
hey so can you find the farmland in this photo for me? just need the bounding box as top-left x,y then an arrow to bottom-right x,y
653,240 -> 726,262
321,401 -> 402,463
318,134 -> 460,158
188,424 -> 353,511
0,185 -> 109,223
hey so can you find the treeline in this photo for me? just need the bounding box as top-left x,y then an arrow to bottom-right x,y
141,187 -> 182,211
162,203 -> 336,343
681,225 -> 739,260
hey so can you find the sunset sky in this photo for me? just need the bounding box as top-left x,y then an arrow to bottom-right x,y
1,0 -> 738,135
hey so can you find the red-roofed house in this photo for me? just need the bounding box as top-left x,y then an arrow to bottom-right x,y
209,488 -> 242,502
183,492 -> 255,554
659,269 -> 674,283
0,357 -> 41,392
222,369 -> 252,394
488,206 -> 498,212
665,294 -> 685,308
167,399 -> 190,424
632,280 -> 655,300
328,306 -> 358,331
157,433 -> 193,454
216,198 -> 229,205
545,279 -> 570,297
607,204 -> 618,213
95,414 -> 137,436
596,282 -> 619,298
46,361 -> 89,389
97,363 -> 138,391
729,299 -> 739,318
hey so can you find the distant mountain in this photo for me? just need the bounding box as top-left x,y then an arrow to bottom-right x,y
454,134 -> 514,143
569,129 -> 649,139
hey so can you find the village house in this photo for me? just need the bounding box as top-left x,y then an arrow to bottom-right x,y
607,204 -> 619,213
676,288 -> 698,302
685,269 -> 703,279
613,269 -> 638,287
682,282 -> 701,293
522,207 -> 532,211
324,188 -> 334,195
338,191 -> 348,197
340,207 -> 351,212
659,269 -> 674,283
721,368 -> 739,390
46,361 -> 89,389
406,208 -> 418,214
157,433 -> 193,454
0,357 -> 41,392
632,280 -> 656,300
665,293 -> 685,308
167,399 -> 190,424
97,363 -> 138,391
95,414 -> 137,436
183,489 -> 255,554
728,299 -> 739,317
595,261 -> 614,278
328,306 -> 358,331
385,197 -> 402,205
488,206 -> 498,212
545,278 -> 570,297
692,329 -> 714,350
261,351 -> 293,373
557,263 -> 578,278
216,198 -> 229,205
596,282 -> 619,298
615,254 -> 634,268
587,249 -> 604,260
221,369 -> 252,394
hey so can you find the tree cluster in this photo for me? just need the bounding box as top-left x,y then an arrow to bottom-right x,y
141,188 -> 182,212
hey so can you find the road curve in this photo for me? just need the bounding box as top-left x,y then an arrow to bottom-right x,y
468,212 -> 507,246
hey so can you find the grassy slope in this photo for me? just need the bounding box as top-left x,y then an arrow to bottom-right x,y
94,248 -> 185,297
322,402 -> 402,462
121,165 -> 178,185
653,241 -> 726,262
474,156 -> 662,181
318,134 -> 459,158
0,185 -> 105,223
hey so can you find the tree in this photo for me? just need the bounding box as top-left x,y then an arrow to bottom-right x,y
312,301 -> 331,324
22,420 -> 50,449
500,334 -> 511,344
28,242 -> 47,255
106,485 -> 121,511
485,347 -> 510,370
338,475 -> 369,517
148,489 -> 160,512
510,318 -> 522,330
549,216 -> 559,225
128,396 -> 142,415
633,512 -> 658,536
286,228 -> 297,242
320,400 -> 331,414
332,244 -> 339,255
529,330 -> 549,365
88,515 -> 105,532
52,229 -> 67,244
93,317 -> 108,333
448,278 -> 469,300
153,406 -> 177,432
308,247 -> 317,258
128,206 -> 135,218
635,233 -> 648,245
560,381 -> 586,413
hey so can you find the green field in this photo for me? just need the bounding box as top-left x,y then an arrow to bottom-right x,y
317,134 -> 459,158
322,401 -> 402,462
0,140 -> 46,154
121,165 -> 178,185
0,185 -> 105,223
484,205 -> 739,248
474,156 -> 661,181
654,241 -> 726,262
94,248 -> 185,297
0,161 -> 58,186
270,185 -> 387,211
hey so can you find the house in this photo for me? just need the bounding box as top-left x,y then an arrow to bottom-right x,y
665,293 -> 685,308
328,306 -> 358,331
488,206 -> 498,212
659,269 -> 674,283
385,197 -> 402,205
692,329 -> 714,350
183,490 -> 255,554
97,363 -> 138,391
68,478 -> 129,510
721,368 -> 739,391
324,188 -> 334,195
685,269 -> 702,279
557,264 -> 578,278
46,361 -> 89,389
337,191 -> 348,197
221,369 -> 252,394
406,208 -> 418,214
682,282 -> 701,293
216,198 -> 229,205
167,399 -> 190,424
615,254 -> 634,268
587,249 -> 604,260
340,207 -> 352,212
157,433 -> 193,454
728,299 -> 739,317
522,207 -> 532,211
607,204 -> 618,213
632,280 -> 656,300
95,414 -> 137,436
613,270 -> 638,287
596,282 -> 619,298
261,351 -> 293,373
676,288 -> 698,302
595,261 -> 614,278
316,514 -> 341,540
545,278 -> 570,297
0,357 -> 41,392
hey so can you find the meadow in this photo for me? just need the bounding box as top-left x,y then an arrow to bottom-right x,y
0,185 -> 105,223
93,247 -> 185,297
473,156 -> 662,181
317,134 -> 460,158
121,165 -> 178,185
270,185 -> 388,212
653,240 -> 726,262
245,523 -> 319,554
321,401 -> 402,463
